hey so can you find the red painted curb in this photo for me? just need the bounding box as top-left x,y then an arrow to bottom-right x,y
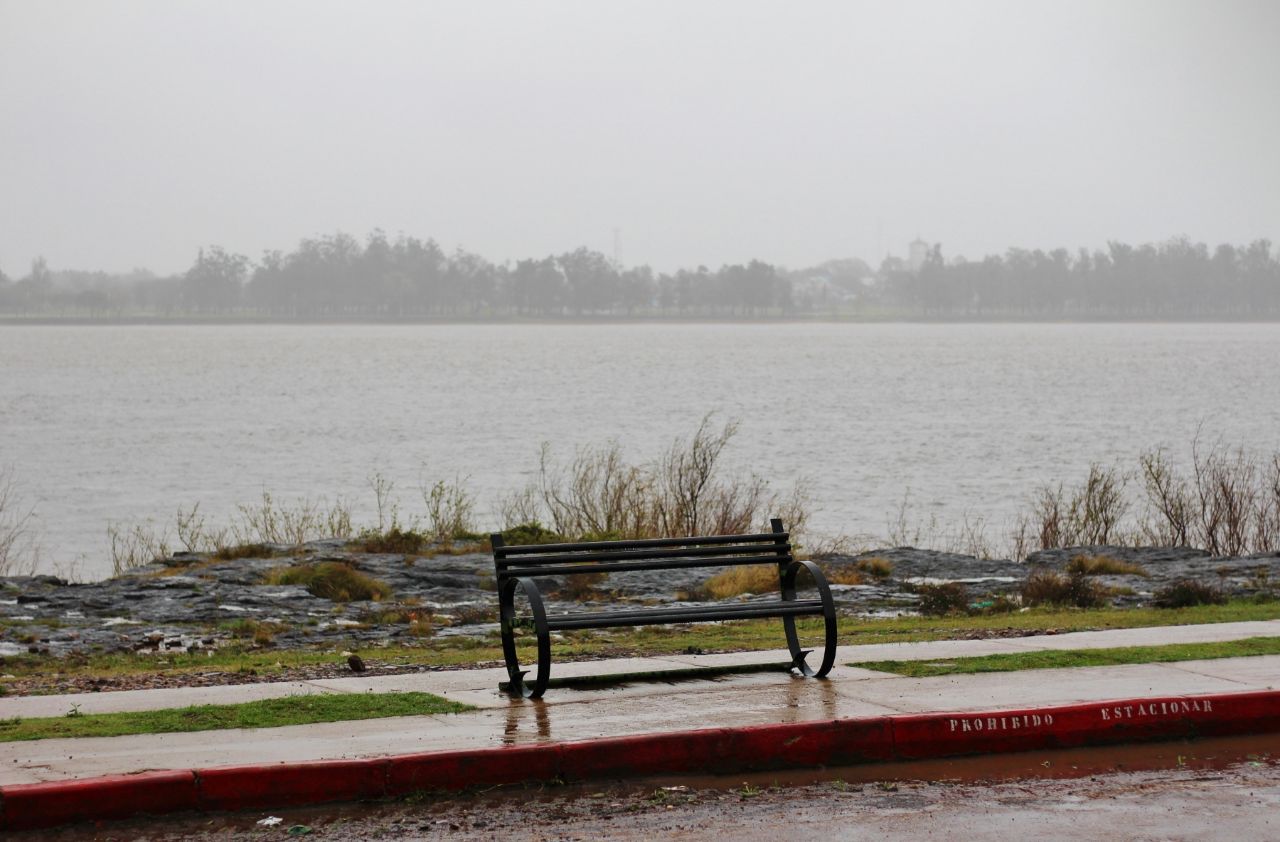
3,688 -> 1278,832
196,757 -> 391,813
386,742 -> 561,796
0,770 -> 198,830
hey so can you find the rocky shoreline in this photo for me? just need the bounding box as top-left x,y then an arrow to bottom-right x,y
2,540 -> 1277,665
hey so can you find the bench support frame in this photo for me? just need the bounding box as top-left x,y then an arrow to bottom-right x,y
494,519 -> 837,699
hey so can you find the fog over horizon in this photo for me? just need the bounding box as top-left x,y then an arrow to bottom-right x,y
1,0 -> 1278,279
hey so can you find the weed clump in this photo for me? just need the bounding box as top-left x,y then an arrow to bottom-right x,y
855,557 -> 893,579
915,582 -> 970,617
212,542 -> 276,561
498,522 -> 565,546
1154,579 -> 1225,608
702,566 -> 780,600
820,564 -> 866,586
1065,554 -> 1149,577
354,527 -> 430,555
553,571 -> 609,601
1020,568 -> 1106,608
265,562 -> 391,602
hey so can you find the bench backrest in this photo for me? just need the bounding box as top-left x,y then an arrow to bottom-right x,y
492,518 -> 792,582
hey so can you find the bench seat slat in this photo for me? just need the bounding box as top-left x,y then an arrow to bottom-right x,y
545,599 -> 825,631
496,531 -> 788,556
501,553 -> 791,578
496,542 -> 790,568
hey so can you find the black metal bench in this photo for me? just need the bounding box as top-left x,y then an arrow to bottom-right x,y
490,518 -> 837,698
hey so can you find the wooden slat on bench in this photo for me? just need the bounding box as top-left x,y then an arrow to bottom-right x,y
501,553 -> 794,578
496,540 -> 788,568
545,599 -> 825,631
495,531 -> 787,556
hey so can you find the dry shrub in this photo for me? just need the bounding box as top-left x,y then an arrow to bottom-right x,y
266,561 -> 391,602
553,570 -> 609,601
702,565 -> 780,600
915,582 -> 970,616
1020,568 -> 1106,608
445,603 -> 497,625
821,564 -> 866,586
1065,554 -> 1149,577
855,557 -> 893,579
1153,579 -> 1225,608
212,542 -> 277,561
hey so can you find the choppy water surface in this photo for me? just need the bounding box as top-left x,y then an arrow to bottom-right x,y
2,322 -> 1278,579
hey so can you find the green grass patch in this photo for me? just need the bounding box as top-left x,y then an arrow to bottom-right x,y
264,561 -> 392,602
0,691 -> 471,742
854,635 -> 1280,678
2,599 -> 1280,690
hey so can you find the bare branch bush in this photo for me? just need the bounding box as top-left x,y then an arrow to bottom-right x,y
508,416 -> 810,542
0,467 -> 39,576
1031,463 -> 1129,550
368,471 -> 399,533
232,491 -> 352,548
108,521 -> 170,575
1138,448 -> 1192,546
421,472 -> 477,541
885,490 -> 945,549
495,485 -> 541,530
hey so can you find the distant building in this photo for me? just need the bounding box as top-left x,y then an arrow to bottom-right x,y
907,238 -> 930,273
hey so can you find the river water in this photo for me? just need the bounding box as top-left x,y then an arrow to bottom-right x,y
2,322 -> 1278,579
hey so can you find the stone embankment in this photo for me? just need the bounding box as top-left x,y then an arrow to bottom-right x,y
1,541 -> 1277,660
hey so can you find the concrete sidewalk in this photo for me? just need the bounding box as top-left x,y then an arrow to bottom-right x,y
2,620 -> 1277,786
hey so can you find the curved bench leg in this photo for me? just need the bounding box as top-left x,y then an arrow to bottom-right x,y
498,577 -> 551,698
780,559 -> 838,678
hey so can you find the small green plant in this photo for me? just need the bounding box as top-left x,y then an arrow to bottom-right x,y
265,562 -> 392,602
967,594 -> 1019,615
1154,579 -> 1225,608
223,619 -> 286,647
421,473 -> 477,542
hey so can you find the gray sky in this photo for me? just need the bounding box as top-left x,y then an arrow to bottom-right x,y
1,0 -> 1277,277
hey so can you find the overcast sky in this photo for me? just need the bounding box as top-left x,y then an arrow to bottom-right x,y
1,0 -> 1277,277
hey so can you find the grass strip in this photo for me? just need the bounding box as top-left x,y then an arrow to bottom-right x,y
2,600 -> 1279,688
0,691 -> 471,742
853,635 -> 1280,678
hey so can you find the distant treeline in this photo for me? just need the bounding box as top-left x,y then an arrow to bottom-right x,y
0,233 -> 1276,319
